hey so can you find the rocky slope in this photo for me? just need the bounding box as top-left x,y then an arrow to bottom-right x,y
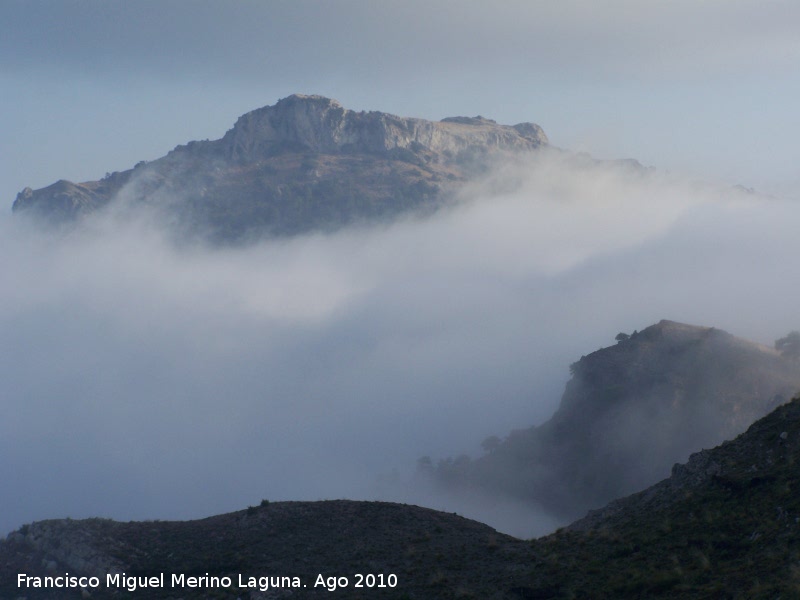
533,396 -> 800,598
12,94 -> 547,242
429,320 -> 800,522
5,397 -> 800,599
0,501 -> 535,600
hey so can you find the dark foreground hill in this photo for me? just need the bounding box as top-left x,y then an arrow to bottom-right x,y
427,320 -> 800,523
545,396 -> 800,598
2,501 -> 534,600
12,94 -> 547,242
5,397 -> 800,599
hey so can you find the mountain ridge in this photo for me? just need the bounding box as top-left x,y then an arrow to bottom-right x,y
426,319 -> 800,523
221,94 -> 547,159
1,500 -> 533,599
12,94 -> 548,242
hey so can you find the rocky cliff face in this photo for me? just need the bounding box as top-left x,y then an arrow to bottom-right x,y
12,94 -> 547,242
221,94 -> 546,159
431,320 -> 800,521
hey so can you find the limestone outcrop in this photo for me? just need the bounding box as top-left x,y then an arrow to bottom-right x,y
12,95 -> 548,242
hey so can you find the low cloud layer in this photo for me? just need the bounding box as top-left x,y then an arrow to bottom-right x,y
2,152 -> 800,537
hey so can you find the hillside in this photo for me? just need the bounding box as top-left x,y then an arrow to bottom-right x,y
5,397 -> 800,599
0,501 -> 535,600
428,320 -> 800,522
529,396 -> 800,598
11,94 -> 547,242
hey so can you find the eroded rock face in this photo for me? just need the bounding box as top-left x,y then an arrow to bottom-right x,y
221,94 -> 546,160
11,94 -> 548,242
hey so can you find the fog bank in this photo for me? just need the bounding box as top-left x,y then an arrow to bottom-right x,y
3,153 -> 800,537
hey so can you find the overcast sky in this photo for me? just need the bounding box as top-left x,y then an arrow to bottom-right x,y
3,1 -> 800,539
2,0 -> 800,202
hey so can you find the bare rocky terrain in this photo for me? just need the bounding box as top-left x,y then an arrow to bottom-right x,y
11,95 -> 548,242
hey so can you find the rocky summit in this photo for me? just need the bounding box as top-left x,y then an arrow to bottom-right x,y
223,95 -> 546,159
12,94 -> 547,242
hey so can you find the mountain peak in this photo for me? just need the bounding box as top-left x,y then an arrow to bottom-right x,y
12,95 -> 547,241
440,115 -> 497,125
222,93 -> 547,159
279,93 -> 343,106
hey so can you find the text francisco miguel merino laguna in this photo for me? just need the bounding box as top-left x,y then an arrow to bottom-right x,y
18,571 -> 399,592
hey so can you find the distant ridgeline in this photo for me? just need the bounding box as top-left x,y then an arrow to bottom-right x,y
12,94 -> 548,242
423,320 -> 800,522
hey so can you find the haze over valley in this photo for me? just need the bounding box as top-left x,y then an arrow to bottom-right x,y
3,96 -> 800,539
